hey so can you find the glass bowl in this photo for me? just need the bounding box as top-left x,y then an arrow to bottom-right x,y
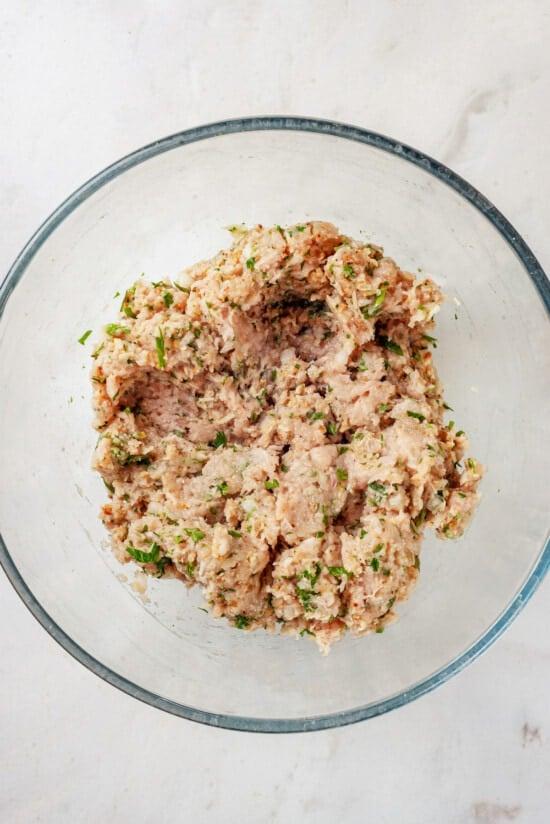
1,118 -> 548,733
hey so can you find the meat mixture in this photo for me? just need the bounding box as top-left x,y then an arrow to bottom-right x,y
91,222 -> 482,652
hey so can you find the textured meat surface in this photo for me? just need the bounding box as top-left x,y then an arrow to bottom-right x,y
91,222 -> 482,652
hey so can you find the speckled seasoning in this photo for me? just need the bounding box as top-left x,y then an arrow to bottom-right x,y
91,222 -> 482,652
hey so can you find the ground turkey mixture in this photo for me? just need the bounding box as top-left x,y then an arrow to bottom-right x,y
91,222 -> 482,652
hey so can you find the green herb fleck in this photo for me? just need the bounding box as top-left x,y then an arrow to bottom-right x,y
308,410 -> 325,421
300,627 -> 315,637
456,430 -> 465,437
155,328 -> 166,368
246,257 -> 256,271
361,285 -> 387,318
359,528 -> 367,539
379,336 -> 403,356
106,323 -> 130,337
216,480 -> 229,497
414,555 -> 421,570
422,333 -> 437,347
126,542 -> 162,565
185,561 -> 196,577
343,263 -> 355,279
411,508 -> 427,535
78,329 -> 92,345
163,291 -> 174,308
370,557 -> 380,572
407,410 -> 426,422
228,529 -> 242,539
234,614 -> 250,629
378,403 -> 390,413
184,528 -> 205,544
264,478 -> 279,491
211,430 -> 227,449
326,420 -> 339,436
328,566 -> 353,579
336,467 -> 348,483
374,543 -> 384,553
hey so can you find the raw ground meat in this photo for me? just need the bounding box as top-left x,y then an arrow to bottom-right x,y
91,221 -> 482,652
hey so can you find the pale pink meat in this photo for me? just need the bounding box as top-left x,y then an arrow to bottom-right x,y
91,221 -> 482,652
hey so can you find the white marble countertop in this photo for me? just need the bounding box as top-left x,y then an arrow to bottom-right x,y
1,2 -> 549,822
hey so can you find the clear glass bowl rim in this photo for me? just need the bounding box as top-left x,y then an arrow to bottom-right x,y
1,116 -> 548,733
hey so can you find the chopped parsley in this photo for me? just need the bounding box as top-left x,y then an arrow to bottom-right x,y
163,291 -> 174,308
300,627 -> 315,637
378,336 -> 403,356
343,263 -> 355,279
296,587 -> 316,611
102,478 -> 114,494
422,333 -> 437,347
407,410 -> 426,422
443,402 -> 454,411
307,410 -> 325,421
357,356 -> 368,372
361,285 -> 387,318
126,542 -> 169,575
155,328 -> 166,368
326,420 -> 339,436
328,566 -> 353,579
370,557 -> 380,572
369,481 -> 386,495
105,323 -> 130,337
185,561 -> 196,577
456,430 -> 465,437
78,329 -> 92,345
246,257 -> 256,271
374,543 -> 384,553
295,224 -> 306,232
211,430 -> 227,449
120,287 -> 137,318
216,480 -> 229,496
183,528 -> 205,544
227,529 -> 242,539
314,531 -> 325,539
411,508 -> 427,535
359,528 -> 367,539
301,563 -> 321,586
234,614 -> 250,629
264,478 -> 279,491
378,403 -> 390,413
336,467 -> 348,483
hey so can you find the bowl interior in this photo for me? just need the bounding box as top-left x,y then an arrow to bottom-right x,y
0,125 -> 548,729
